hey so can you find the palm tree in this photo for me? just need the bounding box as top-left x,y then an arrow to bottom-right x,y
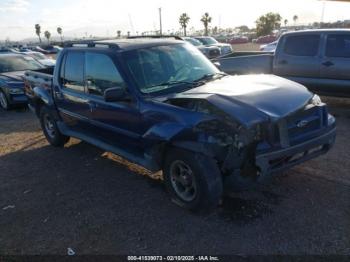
117,30 -> 121,38
200,12 -> 212,36
35,24 -> 42,43
293,15 -> 298,25
57,27 -> 63,42
284,19 -> 288,27
44,31 -> 51,44
179,13 -> 190,36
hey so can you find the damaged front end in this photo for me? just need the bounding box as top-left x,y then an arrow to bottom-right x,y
164,96 -> 336,190
166,97 -> 265,188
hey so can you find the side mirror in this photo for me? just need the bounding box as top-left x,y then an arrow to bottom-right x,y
213,61 -> 221,69
104,86 -> 127,102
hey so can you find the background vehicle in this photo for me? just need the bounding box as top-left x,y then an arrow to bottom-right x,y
195,36 -> 233,55
0,53 -> 44,110
229,36 -> 249,44
39,45 -> 62,54
253,35 -> 278,44
260,40 -> 278,52
25,38 -> 336,210
18,51 -> 56,67
215,29 -> 350,97
182,37 -> 221,58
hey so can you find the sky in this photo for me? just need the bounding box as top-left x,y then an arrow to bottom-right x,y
1,0 -> 350,41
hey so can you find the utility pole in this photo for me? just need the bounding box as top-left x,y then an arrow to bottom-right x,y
159,7 -> 162,36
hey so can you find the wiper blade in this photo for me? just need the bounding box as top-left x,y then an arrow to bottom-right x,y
151,80 -> 194,87
193,72 -> 228,83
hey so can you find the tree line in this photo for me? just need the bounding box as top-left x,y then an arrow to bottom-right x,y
33,12 -> 300,43
35,24 -> 63,44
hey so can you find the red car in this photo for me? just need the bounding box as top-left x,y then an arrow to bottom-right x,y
255,35 -> 277,44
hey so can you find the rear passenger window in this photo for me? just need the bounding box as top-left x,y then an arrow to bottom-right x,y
62,52 -> 85,92
284,35 -> 320,56
85,53 -> 125,96
326,34 -> 350,58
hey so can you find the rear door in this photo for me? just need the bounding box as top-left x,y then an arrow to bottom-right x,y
54,51 -> 93,133
320,33 -> 350,95
273,33 -> 322,78
84,51 -> 142,152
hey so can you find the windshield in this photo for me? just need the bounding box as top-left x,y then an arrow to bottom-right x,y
185,38 -> 202,46
124,43 -> 220,95
0,55 -> 44,73
196,37 -> 218,45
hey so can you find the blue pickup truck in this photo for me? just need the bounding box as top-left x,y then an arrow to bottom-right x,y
25,38 -> 336,210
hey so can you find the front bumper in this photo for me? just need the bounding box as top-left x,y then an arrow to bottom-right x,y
255,126 -> 336,179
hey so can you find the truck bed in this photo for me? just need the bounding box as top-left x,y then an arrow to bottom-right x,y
24,67 -> 54,91
24,67 -> 54,102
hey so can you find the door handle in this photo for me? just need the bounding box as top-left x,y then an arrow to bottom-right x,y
322,61 -> 334,67
279,60 -> 288,65
54,91 -> 63,99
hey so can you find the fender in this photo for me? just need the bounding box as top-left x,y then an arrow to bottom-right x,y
142,121 -> 225,159
142,122 -> 188,142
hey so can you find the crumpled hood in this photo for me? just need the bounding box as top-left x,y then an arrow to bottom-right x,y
175,74 -> 313,127
0,71 -> 25,83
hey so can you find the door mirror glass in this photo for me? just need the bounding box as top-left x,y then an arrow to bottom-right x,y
104,86 -> 127,102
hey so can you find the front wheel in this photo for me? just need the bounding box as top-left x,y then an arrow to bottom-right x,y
163,148 -> 223,211
40,106 -> 70,147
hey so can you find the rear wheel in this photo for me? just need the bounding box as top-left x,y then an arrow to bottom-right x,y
0,91 -> 9,110
164,148 -> 223,210
40,106 -> 70,147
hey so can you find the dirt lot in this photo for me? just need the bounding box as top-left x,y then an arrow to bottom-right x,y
0,98 -> 350,255
232,43 -> 260,52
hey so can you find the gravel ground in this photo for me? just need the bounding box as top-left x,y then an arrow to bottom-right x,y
0,97 -> 349,255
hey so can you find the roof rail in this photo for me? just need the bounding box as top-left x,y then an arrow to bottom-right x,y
127,35 -> 183,40
64,41 -> 120,49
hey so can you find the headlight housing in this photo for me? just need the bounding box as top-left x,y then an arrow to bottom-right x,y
310,94 -> 322,106
9,88 -> 24,94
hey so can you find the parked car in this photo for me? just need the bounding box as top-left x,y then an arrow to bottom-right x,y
40,45 -> 62,54
254,35 -> 278,44
0,53 -> 44,110
19,51 -> 56,67
260,40 -> 278,52
215,29 -> 350,97
25,38 -> 336,210
229,36 -> 249,44
195,36 -> 233,55
32,46 -> 50,54
182,37 -> 221,58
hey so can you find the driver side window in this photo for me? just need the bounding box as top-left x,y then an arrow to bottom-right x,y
85,52 -> 126,97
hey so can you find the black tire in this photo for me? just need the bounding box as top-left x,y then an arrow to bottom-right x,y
0,90 -> 10,110
163,148 -> 223,211
39,106 -> 70,147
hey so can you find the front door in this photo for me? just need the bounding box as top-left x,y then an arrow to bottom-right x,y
320,33 -> 350,95
84,52 -> 142,153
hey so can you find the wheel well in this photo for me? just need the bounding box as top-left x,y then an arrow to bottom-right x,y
159,141 -> 220,170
